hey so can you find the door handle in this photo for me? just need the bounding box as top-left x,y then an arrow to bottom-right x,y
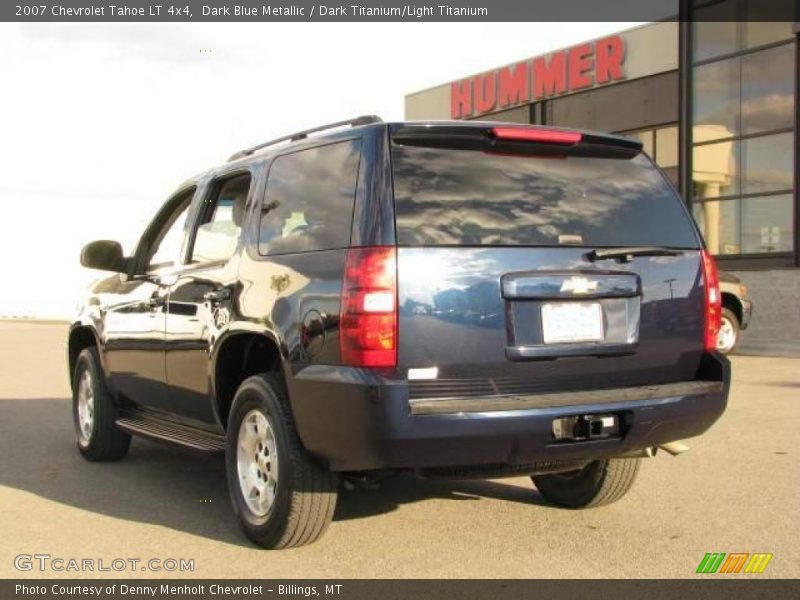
203,289 -> 231,303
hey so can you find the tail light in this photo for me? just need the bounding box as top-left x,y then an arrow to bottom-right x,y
701,249 -> 721,351
340,246 -> 398,368
492,127 -> 582,144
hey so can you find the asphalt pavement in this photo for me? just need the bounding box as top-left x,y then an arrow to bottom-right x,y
0,320 -> 797,578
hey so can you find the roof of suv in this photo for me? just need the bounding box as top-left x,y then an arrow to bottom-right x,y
224,117 -> 643,165
175,117 -> 646,192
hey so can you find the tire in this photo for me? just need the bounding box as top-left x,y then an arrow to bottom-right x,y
532,458 -> 640,508
72,347 -> 131,461
716,308 -> 740,355
225,373 -> 338,549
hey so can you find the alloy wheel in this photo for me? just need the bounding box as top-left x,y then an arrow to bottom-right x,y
236,409 -> 279,517
76,369 -> 95,444
716,316 -> 737,353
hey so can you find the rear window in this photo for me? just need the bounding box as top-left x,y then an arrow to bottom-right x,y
258,139 -> 361,255
391,142 -> 699,248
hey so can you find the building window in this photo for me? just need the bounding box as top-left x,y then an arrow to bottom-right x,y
741,44 -> 795,135
692,199 -> 740,254
691,11 -> 795,258
692,6 -> 738,62
693,195 -> 795,255
693,140 -> 740,198
692,1 -> 794,63
693,57 -> 739,141
742,133 -> 793,194
621,125 -> 679,186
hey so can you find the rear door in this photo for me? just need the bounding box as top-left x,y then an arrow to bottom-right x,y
390,124 -> 706,398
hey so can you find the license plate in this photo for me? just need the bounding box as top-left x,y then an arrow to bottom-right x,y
541,302 -> 604,344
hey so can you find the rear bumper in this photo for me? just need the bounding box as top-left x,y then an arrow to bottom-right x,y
288,353 -> 730,472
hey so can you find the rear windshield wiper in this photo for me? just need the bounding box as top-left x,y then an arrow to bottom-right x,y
587,247 -> 684,262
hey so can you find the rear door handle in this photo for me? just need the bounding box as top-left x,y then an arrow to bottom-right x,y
204,289 -> 231,302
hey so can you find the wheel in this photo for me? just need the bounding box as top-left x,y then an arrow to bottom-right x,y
532,458 -> 640,508
716,308 -> 740,354
225,373 -> 338,549
72,347 -> 131,461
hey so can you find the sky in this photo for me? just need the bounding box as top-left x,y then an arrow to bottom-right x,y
0,22 -> 642,318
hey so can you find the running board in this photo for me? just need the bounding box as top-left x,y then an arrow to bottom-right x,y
115,414 -> 226,453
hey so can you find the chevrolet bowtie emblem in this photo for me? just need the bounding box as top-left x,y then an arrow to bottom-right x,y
560,276 -> 598,295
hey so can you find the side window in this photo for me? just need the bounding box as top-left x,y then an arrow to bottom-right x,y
190,173 -> 251,264
258,139 -> 361,255
146,188 -> 195,272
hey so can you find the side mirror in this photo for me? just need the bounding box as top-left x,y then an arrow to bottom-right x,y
80,240 -> 129,273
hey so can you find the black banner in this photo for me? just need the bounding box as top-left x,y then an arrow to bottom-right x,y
4,580 -> 800,600
3,0 -> 800,23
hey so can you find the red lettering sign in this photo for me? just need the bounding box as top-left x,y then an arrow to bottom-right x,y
532,52 -> 567,99
474,73 -> 497,114
498,62 -> 530,107
568,43 -> 594,91
451,79 -> 472,119
595,36 -> 625,84
449,35 -> 627,119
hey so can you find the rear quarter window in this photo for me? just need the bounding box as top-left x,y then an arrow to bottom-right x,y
391,143 -> 699,248
258,139 -> 362,255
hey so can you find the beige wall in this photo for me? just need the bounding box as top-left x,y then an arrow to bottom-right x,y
405,21 -> 678,121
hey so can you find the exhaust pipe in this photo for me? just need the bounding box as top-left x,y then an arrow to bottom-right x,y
614,441 -> 690,459
615,447 -> 657,458
659,441 -> 690,456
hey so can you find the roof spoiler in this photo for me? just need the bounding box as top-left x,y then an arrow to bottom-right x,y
228,115 -> 383,162
390,124 -> 642,157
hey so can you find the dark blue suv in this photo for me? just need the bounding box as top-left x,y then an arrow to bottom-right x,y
70,117 -> 729,548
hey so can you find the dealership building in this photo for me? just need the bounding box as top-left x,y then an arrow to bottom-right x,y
405,20 -> 799,354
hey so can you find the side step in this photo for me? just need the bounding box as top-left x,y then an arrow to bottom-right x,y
115,414 -> 226,453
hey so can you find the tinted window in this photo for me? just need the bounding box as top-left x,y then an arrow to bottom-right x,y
741,43 -> 794,135
744,19 -> 794,50
692,194 -> 794,255
693,140 -> 740,199
692,2 -> 793,62
258,140 -> 361,255
693,131 -> 793,251
742,133 -> 793,194
693,43 -> 794,142
692,199 -> 740,255
693,57 -> 739,142
740,194 -> 793,253
391,143 -> 699,248
692,2 -> 737,62
191,173 -> 250,263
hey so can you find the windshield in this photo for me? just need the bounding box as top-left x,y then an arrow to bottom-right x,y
391,142 -> 699,248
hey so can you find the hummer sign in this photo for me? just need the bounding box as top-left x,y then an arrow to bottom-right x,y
450,35 -> 626,119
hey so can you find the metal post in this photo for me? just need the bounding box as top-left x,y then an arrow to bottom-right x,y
793,22 -> 800,266
678,2 -> 693,206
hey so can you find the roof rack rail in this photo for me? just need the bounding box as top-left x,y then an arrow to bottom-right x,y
227,115 -> 383,162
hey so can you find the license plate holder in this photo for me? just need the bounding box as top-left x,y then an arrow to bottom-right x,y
541,302 -> 604,344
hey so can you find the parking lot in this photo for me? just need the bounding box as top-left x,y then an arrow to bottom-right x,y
0,320 -> 797,579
